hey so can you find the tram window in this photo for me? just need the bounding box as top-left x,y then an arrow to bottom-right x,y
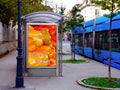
74,34 -> 83,47
112,30 -> 120,52
102,31 -> 109,50
85,33 -> 92,47
95,32 -> 99,49
74,34 -> 79,45
78,34 -> 83,47
95,32 -> 103,49
118,31 -> 120,51
95,31 -> 111,50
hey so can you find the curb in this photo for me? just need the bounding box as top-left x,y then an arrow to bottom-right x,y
76,78 -> 118,90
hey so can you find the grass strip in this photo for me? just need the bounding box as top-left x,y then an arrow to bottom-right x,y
62,59 -> 86,64
81,77 -> 120,88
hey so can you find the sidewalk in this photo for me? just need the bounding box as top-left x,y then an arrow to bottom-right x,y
0,41 -> 120,90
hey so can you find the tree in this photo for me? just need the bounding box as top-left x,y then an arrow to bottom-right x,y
21,0 -> 48,16
59,6 -> 65,15
0,0 -> 49,27
58,5 -> 66,33
91,0 -> 120,82
0,0 -> 50,43
0,0 -> 17,26
64,5 -> 84,60
57,5 -> 66,76
67,6 -> 84,30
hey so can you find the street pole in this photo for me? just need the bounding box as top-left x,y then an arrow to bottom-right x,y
16,0 -> 24,88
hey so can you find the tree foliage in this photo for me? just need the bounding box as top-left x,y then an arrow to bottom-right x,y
91,0 -> 120,15
58,6 -> 66,33
21,0 -> 47,16
63,5 -> 84,60
0,0 -> 17,26
91,0 -> 120,21
65,6 -> 84,31
59,6 -> 65,15
0,0 -> 48,26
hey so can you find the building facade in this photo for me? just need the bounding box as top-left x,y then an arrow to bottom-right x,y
79,0 -> 109,21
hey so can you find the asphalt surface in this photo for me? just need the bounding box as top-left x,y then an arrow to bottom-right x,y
0,41 -> 120,90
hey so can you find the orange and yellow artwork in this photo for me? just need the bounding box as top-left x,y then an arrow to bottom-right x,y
27,24 -> 57,67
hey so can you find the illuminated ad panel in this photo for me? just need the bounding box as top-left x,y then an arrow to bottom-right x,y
27,23 -> 57,67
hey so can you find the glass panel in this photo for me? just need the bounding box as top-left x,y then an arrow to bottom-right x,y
103,31 -> 109,50
95,31 -> 107,49
95,32 -> 99,49
78,34 -> 83,47
99,33 -> 103,49
112,30 -> 120,52
118,30 -> 120,51
74,35 -> 79,45
85,33 -> 92,47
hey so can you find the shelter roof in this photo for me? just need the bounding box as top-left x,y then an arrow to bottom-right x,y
21,11 -> 68,23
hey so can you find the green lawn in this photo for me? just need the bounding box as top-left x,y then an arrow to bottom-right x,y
62,59 -> 86,64
81,77 -> 120,88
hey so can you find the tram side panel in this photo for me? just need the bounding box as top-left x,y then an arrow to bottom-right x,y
110,20 -> 120,70
71,34 -> 82,55
71,16 -> 120,70
71,27 -> 84,55
94,29 -> 109,63
106,20 -> 120,70
84,27 -> 93,59
78,33 -> 84,55
71,26 -> 93,58
94,20 -> 120,70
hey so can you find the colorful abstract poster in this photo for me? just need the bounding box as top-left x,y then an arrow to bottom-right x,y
27,23 -> 57,67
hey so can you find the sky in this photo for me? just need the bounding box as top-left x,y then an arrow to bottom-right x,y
46,0 -> 83,13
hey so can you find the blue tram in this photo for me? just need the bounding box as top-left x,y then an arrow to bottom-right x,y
71,14 -> 120,70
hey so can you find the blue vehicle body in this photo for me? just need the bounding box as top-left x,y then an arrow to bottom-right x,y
71,26 -> 84,55
71,14 -> 120,70
84,47 -> 93,58
83,20 -> 93,58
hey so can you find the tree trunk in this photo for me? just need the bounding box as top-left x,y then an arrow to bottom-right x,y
73,34 -> 75,60
71,34 -> 75,60
108,2 -> 114,81
108,14 -> 112,82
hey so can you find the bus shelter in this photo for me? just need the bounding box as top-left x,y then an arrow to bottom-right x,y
21,11 -> 67,77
